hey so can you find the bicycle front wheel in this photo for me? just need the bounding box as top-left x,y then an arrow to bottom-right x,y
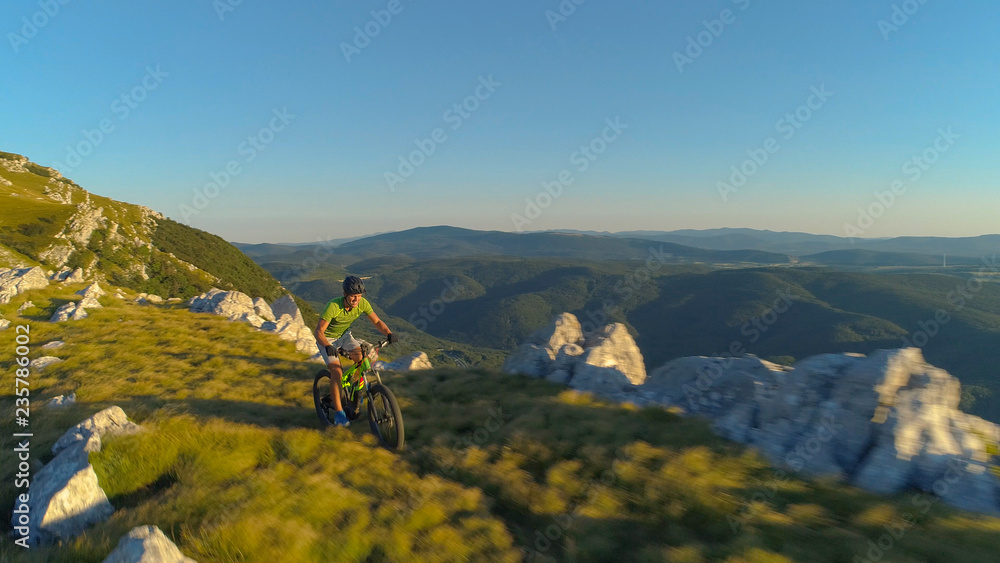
312,369 -> 333,426
367,383 -> 404,450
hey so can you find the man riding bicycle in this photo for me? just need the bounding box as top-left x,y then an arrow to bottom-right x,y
315,276 -> 394,427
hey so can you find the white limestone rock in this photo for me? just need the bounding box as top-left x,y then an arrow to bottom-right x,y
102,525 -> 197,563
253,297 -> 275,321
382,351 -> 433,372
0,267 -> 49,304
30,356 -> 63,371
14,407 -> 140,545
48,393 -> 77,408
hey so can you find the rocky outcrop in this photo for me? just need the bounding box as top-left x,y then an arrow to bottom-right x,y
646,347 -> 1000,515
58,201 -> 105,246
103,525 -> 197,563
189,289 -> 254,319
188,290 -> 317,355
503,313 -> 1000,516
50,301 -> 89,322
379,351 -> 433,372
63,267 -> 85,283
270,295 -> 304,324
16,407 -> 140,544
503,312 -> 646,401
76,283 -> 105,308
0,267 -> 49,304
253,297 -> 275,321
39,244 -> 76,268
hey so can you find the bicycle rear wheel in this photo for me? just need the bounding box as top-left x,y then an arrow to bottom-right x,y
367,383 -> 404,450
312,369 -> 333,426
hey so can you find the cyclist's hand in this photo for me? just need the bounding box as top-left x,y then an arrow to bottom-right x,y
386,333 -> 396,345
325,345 -> 337,358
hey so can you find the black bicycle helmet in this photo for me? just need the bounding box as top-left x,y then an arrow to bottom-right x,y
342,275 -> 366,295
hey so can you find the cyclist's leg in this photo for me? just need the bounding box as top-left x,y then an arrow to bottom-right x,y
318,339 -> 345,412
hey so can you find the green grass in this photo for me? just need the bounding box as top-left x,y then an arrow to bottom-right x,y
2,284 -> 1000,562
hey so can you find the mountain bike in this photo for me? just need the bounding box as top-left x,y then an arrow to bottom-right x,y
312,339 -> 404,450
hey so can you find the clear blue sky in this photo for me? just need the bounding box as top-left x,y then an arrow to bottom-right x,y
2,0 -> 997,243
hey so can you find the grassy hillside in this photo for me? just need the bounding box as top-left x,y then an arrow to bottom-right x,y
3,283 -> 1000,562
0,151 -> 289,304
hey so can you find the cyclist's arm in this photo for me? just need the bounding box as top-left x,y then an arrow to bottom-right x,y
367,312 -> 391,337
315,319 -> 333,347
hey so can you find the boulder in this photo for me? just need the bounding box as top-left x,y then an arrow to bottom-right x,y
50,302 -> 88,322
16,407 -> 140,544
382,351 -> 433,372
30,356 -> 63,371
188,289 -> 255,320
253,297 -> 275,321
76,282 -> 106,298
503,314 -> 646,402
0,267 -> 49,304
270,295 -> 303,324
502,343 -> 552,378
18,300 -> 35,313
0,318 -> 9,331
63,268 -> 85,283
52,406 -> 140,454
102,525 -> 197,563
48,393 -> 77,408
42,341 -> 67,350
51,267 -> 72,281
271,314 -> 317,353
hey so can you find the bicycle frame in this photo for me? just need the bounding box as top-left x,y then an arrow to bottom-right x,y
338,343 -> 386,402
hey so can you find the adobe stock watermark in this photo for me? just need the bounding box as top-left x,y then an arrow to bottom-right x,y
673,0 -> 752,73
544,0 -> 587,31
878,0 -> 930,41
408,278 -> 465,331
577,245 -> 672,337
178,107 -> 296,220
213,0 -> 246,22
523,449 -> 630,562
717,84 -> 834,202
682,288 -> 800,409
7,0 -> 72,54
852,459 -> 967,563
52,65 -> 169,173
340,0 -> 415,63
899,254 -> 998,349
843,127 -> 958,239
277,237 -> 343,295
439,405 -> 509,477
729,413 -> 841,534
511,117 -> 627,231
384,75 -> 501,192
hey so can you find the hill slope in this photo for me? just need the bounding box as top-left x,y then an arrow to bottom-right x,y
3,283 -> 1000,562
0,151 -> 287,303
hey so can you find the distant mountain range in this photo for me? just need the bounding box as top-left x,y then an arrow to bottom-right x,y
552,227 -> 1000,259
